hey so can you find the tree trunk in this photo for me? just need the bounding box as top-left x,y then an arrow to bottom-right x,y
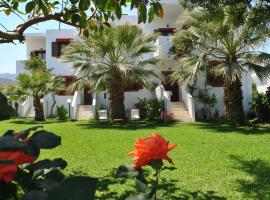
108,81 -> 126,121
33,95 -> 45,121
224,77 -> 244,123
50,93 -> 56,117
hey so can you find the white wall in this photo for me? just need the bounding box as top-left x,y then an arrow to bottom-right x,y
97,89 -> 155,110
43,93 -> 73,116
45,29 -> 77,76
193,71 -> 253,117
25,37 -> 46,58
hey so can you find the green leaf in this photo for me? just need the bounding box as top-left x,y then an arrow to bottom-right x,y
115,164 -> 139,178
80,15 -> 87,28
138,3 -> 147,23
71,13 -> 80,24
22,191 -> 48,200
26,158 -> 67,172
149,159 -> 163,170
25,1 -> 35,13
148,6 -> 154,23
79,0 -> 90,11
29,130 -> 61,149
17,126 -> 43,140
135,177 -> 148,193
70,0 -> 79,4
63,13 -> 72,21
48,176 -> 98,200
115,3 -> 122,20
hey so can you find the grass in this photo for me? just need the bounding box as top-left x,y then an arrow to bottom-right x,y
1,119 -> 270,199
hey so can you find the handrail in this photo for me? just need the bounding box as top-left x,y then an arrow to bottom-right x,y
155,85 -> 171,112
71,91 -> 80,119
182,86 -> 195,122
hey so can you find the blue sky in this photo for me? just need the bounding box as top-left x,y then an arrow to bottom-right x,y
0,9 -> 269,74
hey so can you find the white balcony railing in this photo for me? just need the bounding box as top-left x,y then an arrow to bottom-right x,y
182,86 -> 195,122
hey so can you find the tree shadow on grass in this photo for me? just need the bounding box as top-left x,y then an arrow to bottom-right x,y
8,118 -> 69,125
230,155 -> 270,199
158,178 -> 226,200
76,121 -> 178,131
192,122 -> 270,135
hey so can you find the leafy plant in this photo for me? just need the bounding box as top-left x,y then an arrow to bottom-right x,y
251,86 -> 270,122
197,89 -> 217,120
116,134 -> 176,200
0,92 -> 16,121
0,126 -> 98,200
135,98 -> 164,120
56,105 -> 68,120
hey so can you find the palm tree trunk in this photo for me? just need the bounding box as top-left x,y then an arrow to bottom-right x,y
108,83 -> 126,121
50,93 -> 56,117
33,95 -> 45,121
224,77 -> 244,123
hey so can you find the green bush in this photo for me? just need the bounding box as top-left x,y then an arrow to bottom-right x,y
252,86 -> 270,122
135,98 -> 164,120
0,92 -> 16,120
56,105 -> 68,120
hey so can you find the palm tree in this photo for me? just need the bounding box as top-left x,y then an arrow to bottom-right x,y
62,24 -> 160,120
172,9 -> 270,123
18,57 -> 64,121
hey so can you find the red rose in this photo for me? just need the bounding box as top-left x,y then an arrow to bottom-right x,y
128,134 -> 176,169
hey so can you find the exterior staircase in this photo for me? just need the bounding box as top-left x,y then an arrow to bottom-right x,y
170,102 -> 192,122
75,105 -> 94,120
25,107 -> 35,118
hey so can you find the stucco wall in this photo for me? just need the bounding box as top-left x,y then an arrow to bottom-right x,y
45,29 -> 77,76
193,71 -> 253,117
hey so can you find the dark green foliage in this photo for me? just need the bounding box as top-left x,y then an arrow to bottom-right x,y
135,98 -> 164,120
0,127 -> 98,200
0,93 -> 16,121
252,86 -> 270,122
56,105 -> 68,120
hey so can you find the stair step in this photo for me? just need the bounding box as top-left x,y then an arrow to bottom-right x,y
169,101 -> 192,122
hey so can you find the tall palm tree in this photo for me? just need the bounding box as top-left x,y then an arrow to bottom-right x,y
62,24 -> 160,120
172,9 -> 270,123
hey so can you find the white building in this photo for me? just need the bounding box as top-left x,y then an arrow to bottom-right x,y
15,0 -> 253,121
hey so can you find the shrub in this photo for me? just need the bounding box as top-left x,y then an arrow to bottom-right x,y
0,126 -> 98,200
197,89 -> 217,120
56,105 -> 68,120
252,87 -> 270,122
0,92 -> 16,120
135,98 -> 164,120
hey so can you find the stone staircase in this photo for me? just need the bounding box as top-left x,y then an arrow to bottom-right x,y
25,107 -> 35,118
75,105 -> 94,120
170,102 -> 192,122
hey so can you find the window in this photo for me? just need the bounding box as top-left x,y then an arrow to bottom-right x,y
31,50 -> 46,60
55,76 -> 76,96
154,28 -> 176,36
52,38 -> 72,57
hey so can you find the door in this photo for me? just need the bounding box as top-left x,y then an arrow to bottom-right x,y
162,71 -> 179,102
84,87 -> 93,105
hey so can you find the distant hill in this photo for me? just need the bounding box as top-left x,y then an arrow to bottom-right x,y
0,73 -> 16,85
0,73 -> 16,80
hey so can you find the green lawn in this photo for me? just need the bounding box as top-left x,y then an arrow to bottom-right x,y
1,119 -> 270,199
